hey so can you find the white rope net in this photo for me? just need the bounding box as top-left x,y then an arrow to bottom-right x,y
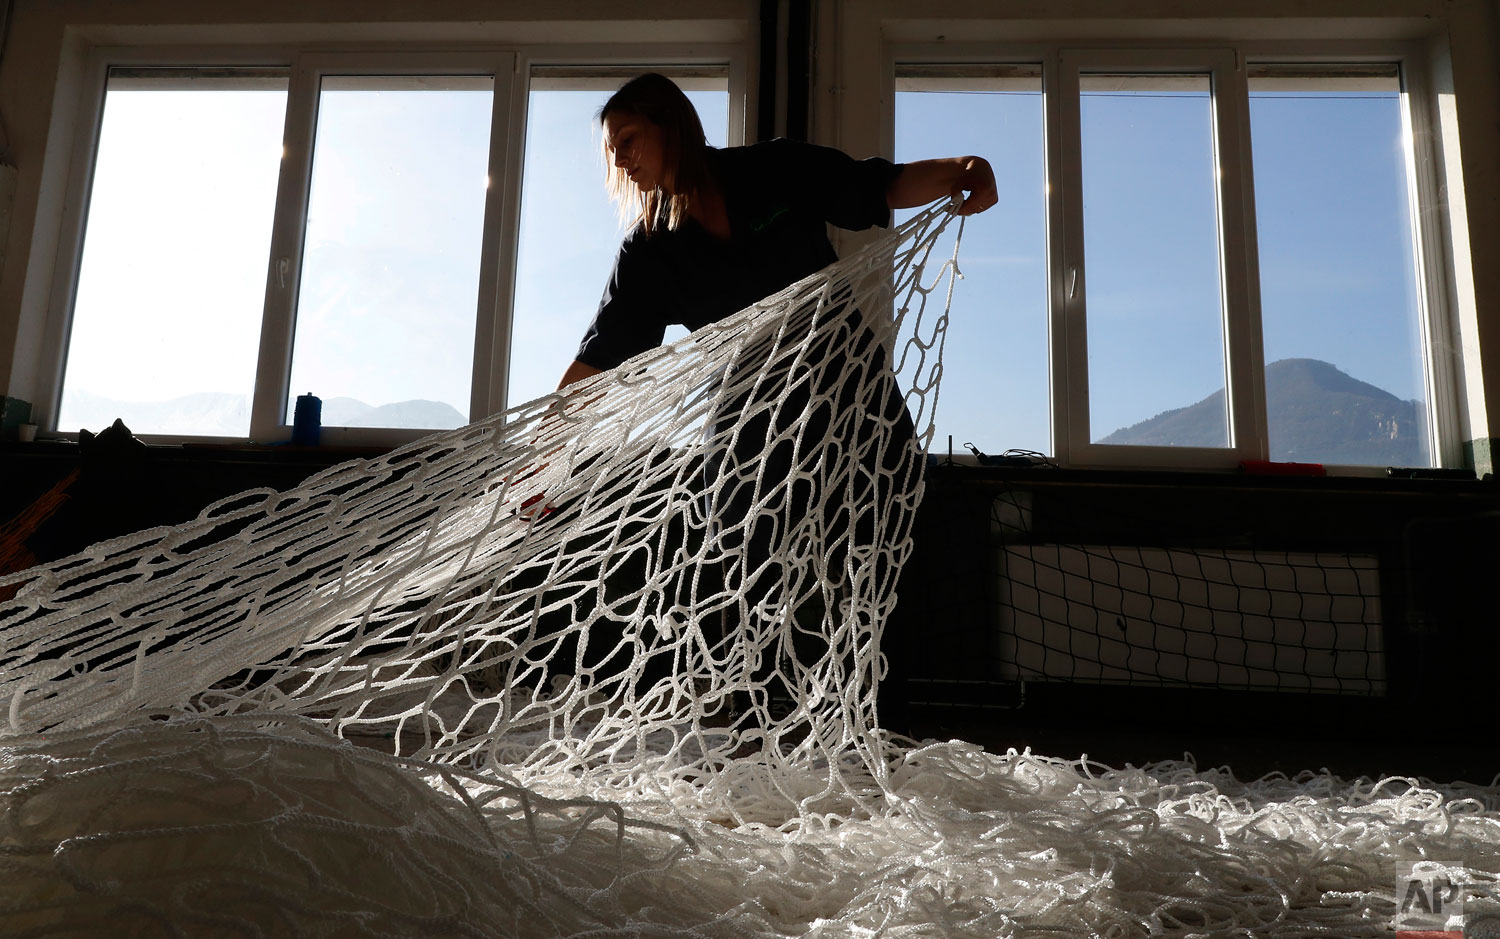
3,205 -> 1500,937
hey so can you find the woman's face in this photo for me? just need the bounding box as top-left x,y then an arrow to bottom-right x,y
605,111 -> 668,193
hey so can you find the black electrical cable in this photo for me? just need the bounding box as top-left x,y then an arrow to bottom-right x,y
0,0 -> 14,159
756,0 -> 778,142
0,0 -> 13,71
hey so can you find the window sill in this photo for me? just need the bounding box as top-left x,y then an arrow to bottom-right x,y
0,438 -> 395,476
922,459 -> 1493,493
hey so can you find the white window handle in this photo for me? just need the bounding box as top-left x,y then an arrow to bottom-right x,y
1068,266 -> 1078,300
277,257 -> 290,289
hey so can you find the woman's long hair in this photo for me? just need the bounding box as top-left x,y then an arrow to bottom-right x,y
599,73 -> 711,234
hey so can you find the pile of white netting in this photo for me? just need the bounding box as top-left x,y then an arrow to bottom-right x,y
3,204 -> 1500,937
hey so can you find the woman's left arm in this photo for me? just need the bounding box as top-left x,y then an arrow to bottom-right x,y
887,156 -> 998,216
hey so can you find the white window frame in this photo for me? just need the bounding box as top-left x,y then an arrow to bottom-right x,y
40,41 -> 748,447
886,40 -> 1458,474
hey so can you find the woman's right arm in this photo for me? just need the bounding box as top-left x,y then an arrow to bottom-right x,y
564,236 -> 665,389
887,156 -> 997,216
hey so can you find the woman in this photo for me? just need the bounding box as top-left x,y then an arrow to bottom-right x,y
559,73 -> 997,390
558,73 -> 997,719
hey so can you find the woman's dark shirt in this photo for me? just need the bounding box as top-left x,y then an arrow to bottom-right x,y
575,138 -> 903,371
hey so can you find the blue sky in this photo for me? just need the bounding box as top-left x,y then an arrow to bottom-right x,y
1080,86 -> 1229,446
1250,93 -> 1425,405
895,90 -> 1050,455
61,75 -> 1426,464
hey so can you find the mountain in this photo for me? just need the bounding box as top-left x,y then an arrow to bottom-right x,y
1099,358 -> 1428,465
61,390 -> 251,437
59,391 -> 465,437
320,397 -> 465,430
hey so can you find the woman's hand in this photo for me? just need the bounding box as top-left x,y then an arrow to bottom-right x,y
887,155 -> 998,216
948,156 -> 997,216
508,368 -> 608,522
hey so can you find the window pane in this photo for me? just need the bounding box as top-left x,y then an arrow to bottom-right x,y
60,68 -> 288,437
287,75 -> 493,429
1249,66 -> 1430,466
895,66 -> 1049,457
1081,74 -> 1228,448
507,77 -> 728,409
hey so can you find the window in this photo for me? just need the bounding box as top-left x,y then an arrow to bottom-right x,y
59,68 -> 288,437
1078,72 -> 1227,448
894,66 -> 1049,458
48,51 -> 741,443
1248,65 -> 1433,467
893,50 -> 1448,471
285,76 -> 494,431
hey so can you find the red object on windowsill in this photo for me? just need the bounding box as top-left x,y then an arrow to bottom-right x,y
1238,459 -> 1327,477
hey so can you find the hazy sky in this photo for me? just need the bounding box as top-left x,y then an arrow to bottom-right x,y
288,81 -> 495,420
61,74 -> 1425,462
65,88 -> 283,415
